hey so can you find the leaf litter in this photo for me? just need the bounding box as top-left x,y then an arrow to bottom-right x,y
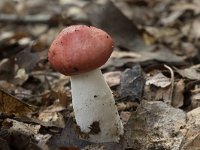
0,0 -> 200,149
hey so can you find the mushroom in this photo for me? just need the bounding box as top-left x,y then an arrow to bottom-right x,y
48,25 -> 123,143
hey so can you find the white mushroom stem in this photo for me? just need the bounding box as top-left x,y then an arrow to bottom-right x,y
71,69 -> 124,143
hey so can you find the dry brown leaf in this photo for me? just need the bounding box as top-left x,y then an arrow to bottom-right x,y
0,89 -> 36,116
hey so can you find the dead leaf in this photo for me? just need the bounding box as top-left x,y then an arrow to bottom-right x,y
0,89 -> 36,117
0,58 -> 15,80
85,0 -> 145,51
117,102 -> 138,111
105,45 -> 185,68
146,73 -> 171,88
144,67 -> 175,105
15,43 -> 40,73
174,65 -> 200,80
172,79 -> 185,108
182,107 -> 200,149
111,50 -> 141,59
38,101 -> 65,128
191,86 -> 200,109
3,118 -> 40,136
160,10 -> 183,26
1,119 -> 44,150
144,26 -> 179,42
47,118 -> 89,149
171,2 -> 200,14
124,101 -> 186,150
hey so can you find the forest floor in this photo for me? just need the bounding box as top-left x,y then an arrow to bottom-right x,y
0,0 -> 200,150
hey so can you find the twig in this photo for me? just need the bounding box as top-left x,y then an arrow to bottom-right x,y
164,64 -> 174,104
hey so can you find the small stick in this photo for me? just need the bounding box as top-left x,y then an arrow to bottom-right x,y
164,64 -> 175,104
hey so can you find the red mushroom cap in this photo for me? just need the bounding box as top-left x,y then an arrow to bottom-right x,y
48,25 -> 113,76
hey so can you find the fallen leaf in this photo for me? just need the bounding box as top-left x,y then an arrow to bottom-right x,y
0,89 -> 36,117
144,26 -> 179,43
47,118 -> 89,149
174,65 -> 200,80
146,73 -> 171,88
15,43 -> 40,73
105,45 -> 185,68
124,101 -> 186,150
3,118 -> 41,136
0,58 -> 15,80
1,119 -> 42,150
85,0 -> 145,51
144,65 -> 175,105
38,101 -> 65,128
191,86 -> 200,109
182,107 -> 200,149
117,102 -> 138,111
172,79 -> 185,108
